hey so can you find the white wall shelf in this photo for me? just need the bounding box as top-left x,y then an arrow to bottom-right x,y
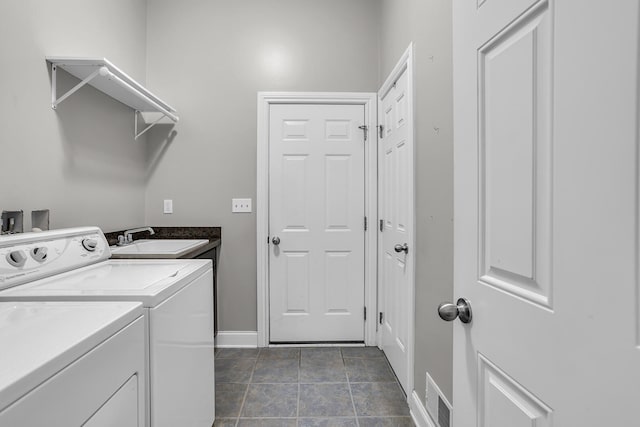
46,57 -> 179,140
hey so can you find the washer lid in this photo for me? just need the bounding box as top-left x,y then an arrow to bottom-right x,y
0,259 -> 212,307
0,301 -> 143,411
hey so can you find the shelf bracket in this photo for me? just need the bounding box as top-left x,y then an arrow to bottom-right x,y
51,65 -> 101,109
134,110 -> 169,140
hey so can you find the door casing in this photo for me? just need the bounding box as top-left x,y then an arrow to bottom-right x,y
257,92 -> 378,347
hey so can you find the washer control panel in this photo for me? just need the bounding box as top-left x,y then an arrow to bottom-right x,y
0,227 -> 110,291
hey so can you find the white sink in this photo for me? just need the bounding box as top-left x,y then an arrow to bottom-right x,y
110,239 -> 209,258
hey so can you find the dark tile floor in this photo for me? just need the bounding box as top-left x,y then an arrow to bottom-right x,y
214,347 -> 415,427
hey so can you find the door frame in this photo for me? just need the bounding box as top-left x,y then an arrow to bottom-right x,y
377,43 -> 416,394
256,92 -> 378,347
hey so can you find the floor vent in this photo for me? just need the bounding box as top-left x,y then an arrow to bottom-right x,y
426,372 -> 452,427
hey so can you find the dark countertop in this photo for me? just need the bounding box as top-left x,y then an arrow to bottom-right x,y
104,226 -> 221,259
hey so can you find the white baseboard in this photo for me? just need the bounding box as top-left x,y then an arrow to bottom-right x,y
409,390 -> 437,427
215,331 -> 258,348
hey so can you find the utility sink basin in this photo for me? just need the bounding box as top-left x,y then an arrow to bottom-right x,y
110,239 -> 209,258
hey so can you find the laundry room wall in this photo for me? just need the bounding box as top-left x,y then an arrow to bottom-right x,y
0,0 -> 148,232
380,0 -> 454,404
144,0 -> 381,333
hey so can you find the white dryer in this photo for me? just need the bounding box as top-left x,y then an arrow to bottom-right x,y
0,227 -> 215,427
0,300 -> 146,426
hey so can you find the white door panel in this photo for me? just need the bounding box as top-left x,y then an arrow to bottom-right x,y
269,103 -> 365,342
379,65 -> 413,393
477,355 -> 552,427
453,0 -> 640,425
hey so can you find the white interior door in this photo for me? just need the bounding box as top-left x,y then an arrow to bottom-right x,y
269,103 -> 366,342
453,0 -> 640,425
379,64 -> 413,393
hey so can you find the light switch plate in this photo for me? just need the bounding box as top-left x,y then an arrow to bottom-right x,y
232,198 -> 252,213
163,199 -> 173,214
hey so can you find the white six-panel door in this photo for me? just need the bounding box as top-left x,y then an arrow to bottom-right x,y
379,63 -> 413,393
453,0 -> 640,425
269,103 -> 366,342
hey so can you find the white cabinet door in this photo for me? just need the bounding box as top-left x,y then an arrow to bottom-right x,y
453,0 -> 640,425
378,66 -> 413,393
269,103 -> 366,342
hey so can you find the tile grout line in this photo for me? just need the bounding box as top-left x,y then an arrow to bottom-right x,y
233,349 -> 261,427
343,348 -> 361,427
249,381 -> 349,385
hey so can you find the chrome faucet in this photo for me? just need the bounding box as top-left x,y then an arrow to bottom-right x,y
118,227 -> 155,245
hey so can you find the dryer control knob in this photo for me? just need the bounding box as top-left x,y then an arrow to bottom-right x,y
82,239 -> 98,252
7,250 -> 27,267
31,247 -> 48,262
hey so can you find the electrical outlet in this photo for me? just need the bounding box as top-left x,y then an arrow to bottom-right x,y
164,199 -> 173,214
232,198 -> 252,213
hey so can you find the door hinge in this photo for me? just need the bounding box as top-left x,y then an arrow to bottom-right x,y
364,306 -> 367,321
379,219 -> 384,232
358,125 -> 368,141
378,125 -> 384,139
364,216 -> 368,231
379,312 -> 384,325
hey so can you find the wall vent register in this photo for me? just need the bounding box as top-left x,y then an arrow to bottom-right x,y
47,57 -> 179,140
426,372 -> 452,427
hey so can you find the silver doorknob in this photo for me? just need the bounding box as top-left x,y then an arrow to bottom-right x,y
394,243 -> 409,254
438,298 -> 472,324
271,236 -> 281,246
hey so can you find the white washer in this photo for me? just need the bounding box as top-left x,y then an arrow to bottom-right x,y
0,227 -> 215,427
0,300 -> 146,426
